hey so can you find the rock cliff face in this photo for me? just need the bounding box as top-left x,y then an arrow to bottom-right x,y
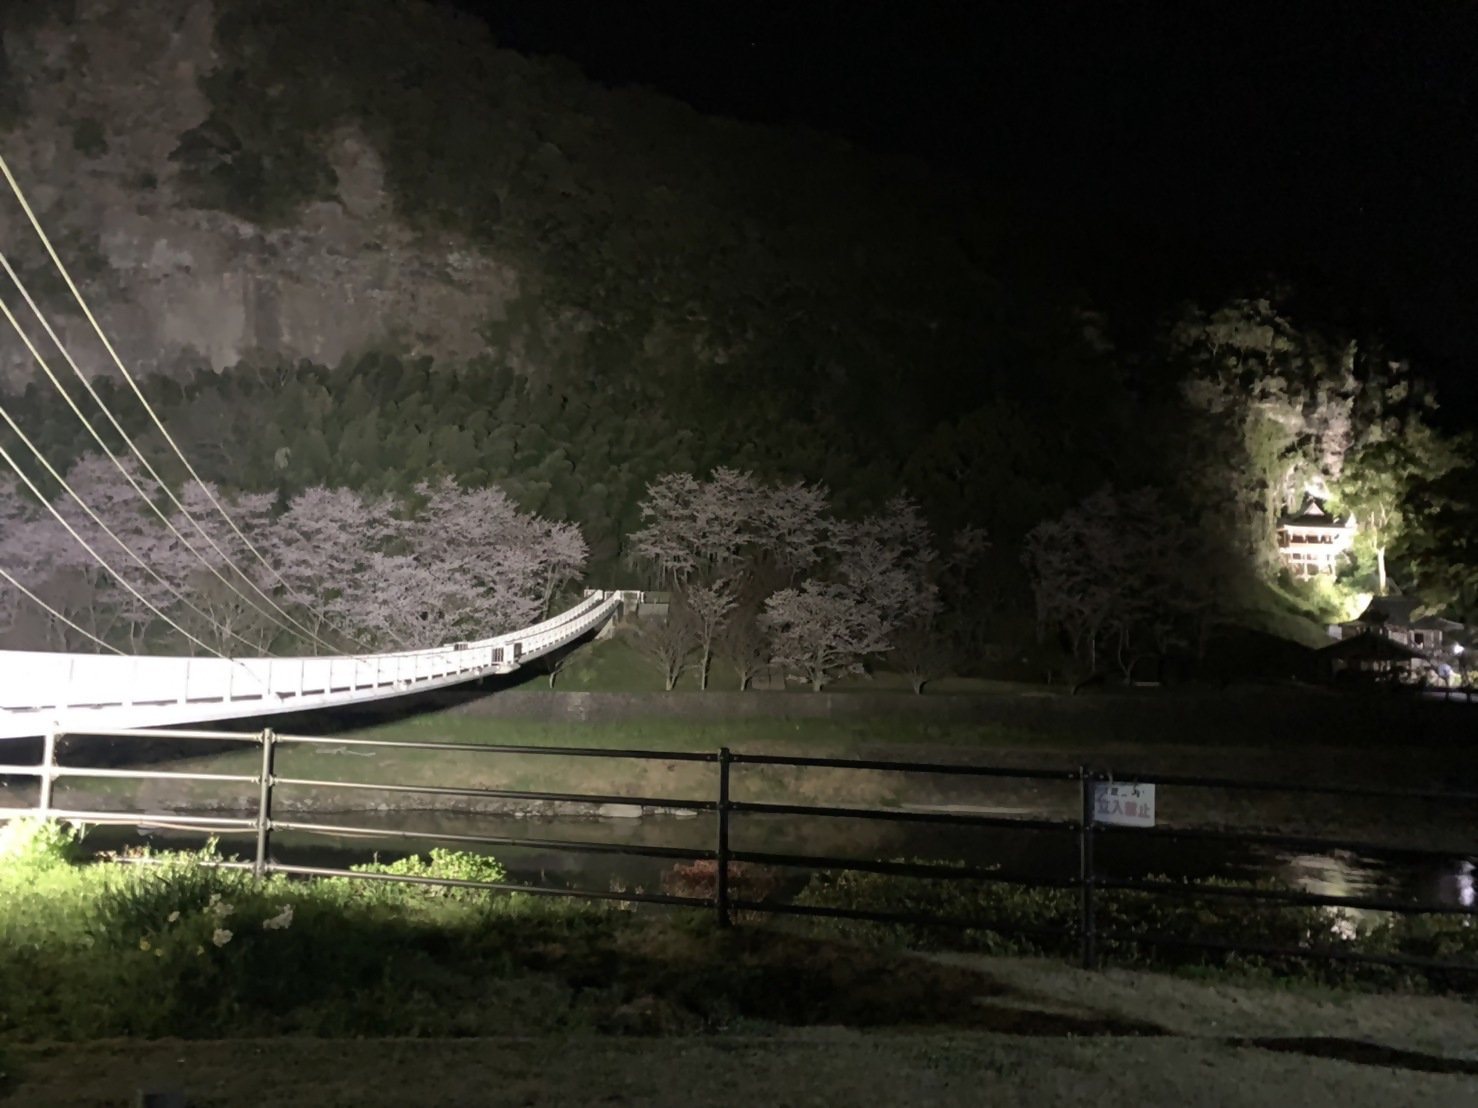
0,0 -> 522,388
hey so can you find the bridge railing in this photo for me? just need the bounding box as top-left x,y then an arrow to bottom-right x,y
0,592 -> 622,737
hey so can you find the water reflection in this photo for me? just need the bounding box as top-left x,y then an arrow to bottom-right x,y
95,809 -> 1478,915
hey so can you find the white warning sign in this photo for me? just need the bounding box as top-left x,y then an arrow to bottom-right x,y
1092,781 -> 1156,828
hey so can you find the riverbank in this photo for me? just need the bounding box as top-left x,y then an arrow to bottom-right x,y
12,705 -> 1476,855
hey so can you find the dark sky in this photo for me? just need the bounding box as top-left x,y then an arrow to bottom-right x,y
451,0 -> 1478,421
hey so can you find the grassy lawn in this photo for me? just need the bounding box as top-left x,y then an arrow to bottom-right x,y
49,714 -> 1049,814
533,633 -> 1033,695
2,820 -> 1477,1108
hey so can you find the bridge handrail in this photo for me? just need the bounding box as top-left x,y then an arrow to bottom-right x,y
0,592 -> 623,738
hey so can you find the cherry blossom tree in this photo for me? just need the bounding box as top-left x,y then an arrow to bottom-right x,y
529,518 -> 591,618
53,454 -> 184,651
628,468 -> 828,587
262,486 -> 400,652
762,581 -> 892,691
684,581 -> 736,691
165,481 -> 281,655
322,478 -> 590,649
832,495 -> 941,629
760,478 -> 830,579
1024,487 -> 1224,688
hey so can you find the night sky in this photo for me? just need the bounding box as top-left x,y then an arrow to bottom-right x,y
454,0 -> 1478,424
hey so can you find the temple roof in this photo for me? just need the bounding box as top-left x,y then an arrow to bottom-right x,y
1277,496 -> 1353,531
1347,594 -> 1466,633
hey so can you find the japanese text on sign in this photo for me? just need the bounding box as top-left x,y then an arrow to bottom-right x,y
1092,781 -> 1156,827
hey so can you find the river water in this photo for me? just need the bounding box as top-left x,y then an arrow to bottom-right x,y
83,807 -> 1477,918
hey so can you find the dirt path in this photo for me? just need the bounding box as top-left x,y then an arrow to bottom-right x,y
8,955 -> 1478,1106
8,1030 -> 1477,1107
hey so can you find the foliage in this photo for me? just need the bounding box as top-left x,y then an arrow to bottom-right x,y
660,860 -> 785,922
348,848 -> 510,903
794,865 -> 1478,989
1023,487 -> 1227,684
69,116 -> 107,158
1402,451 -> 1478,624
795,865 -> 1074,957
0,457 -> 587,654
0,817 -> 88,872
763,581 -> 892,691
1332,422 -> 1464,596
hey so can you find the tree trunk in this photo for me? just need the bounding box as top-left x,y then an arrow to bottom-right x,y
1376,545 -> 1388,596
700,644 -> 710,691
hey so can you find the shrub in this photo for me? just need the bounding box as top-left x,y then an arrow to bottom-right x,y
0,817 -> 88,873
85,839 -> 250,952
661,860 -> 785,912
794,862 -> 1075,957
348,848 -> 510,903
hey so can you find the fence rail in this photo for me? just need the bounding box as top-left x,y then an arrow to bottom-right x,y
2,725 -> 1476,979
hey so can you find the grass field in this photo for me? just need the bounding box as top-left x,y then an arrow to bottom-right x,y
3,822 -> 1478,1108
532,632 -> 1037,694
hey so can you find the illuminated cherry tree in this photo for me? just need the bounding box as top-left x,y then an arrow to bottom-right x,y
685,580 -> 736,690
263,486 -> 400,651
629,467 -> 828,585
164,481 -> 281,655
0,461 -> 591,655
762,581 -> 892,691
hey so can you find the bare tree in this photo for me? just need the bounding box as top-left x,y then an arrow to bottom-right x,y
889,617 -> 960,694
716,607 -> 771,690
631,606 -> 699,691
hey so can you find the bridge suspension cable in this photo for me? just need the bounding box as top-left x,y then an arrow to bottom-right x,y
0,259 -> 299,654
0,562 -> 125,655
0,395 -> 275,657
0,437 -> 231,659
0,151 -> 375,655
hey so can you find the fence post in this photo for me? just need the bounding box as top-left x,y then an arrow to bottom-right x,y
254,729 -> 276,880
38,726 -> 58,818
1078,765 -> 1097,971
716,747 -> 732,927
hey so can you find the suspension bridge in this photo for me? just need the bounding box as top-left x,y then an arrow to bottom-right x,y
0,151 -> 634,740
0,591 -> 625,741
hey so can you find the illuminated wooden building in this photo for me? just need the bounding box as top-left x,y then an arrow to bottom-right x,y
1275,498 -> 1355,578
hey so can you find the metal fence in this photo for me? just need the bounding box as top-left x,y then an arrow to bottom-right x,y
2,726 -> 1476,978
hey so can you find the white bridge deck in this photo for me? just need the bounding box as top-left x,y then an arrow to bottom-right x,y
0,591 -> 625,740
